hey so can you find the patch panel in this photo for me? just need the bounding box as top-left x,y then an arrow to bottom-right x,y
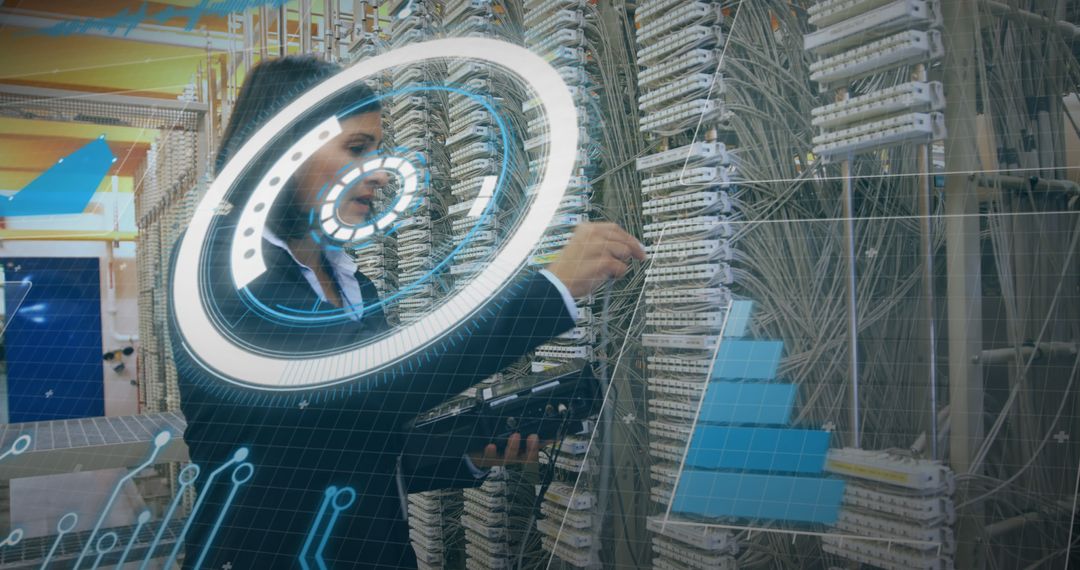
637,142 -> 730,172
409,520 -> 443,540
649,440 -> 686,463
525,129 -> 590,152
835,511 -> 954,551
843,483 -> 956,523
652,536 -> 738,570
639,73 -> 717,112
539,537 -> 592,568
448,95 -> 486,118
650,484 -> 673,506
447,125 -> 492,147
548,213 -> 588,228
536,518 -> 591,549
523,85 -> 585,114
648,418 -> 696,442
643,334 -> 720,351
812,80 -> 945,129
446,16 -> 500,38
453,245 -> 495,263
451,215 -> 498,235
527,28 -> 585,55
449,159 -> 496,181
637,26 -> 721,67
409,505 -> 445,526
641,167 -> 732,194
391,96 -> 428,117
646,310 -> 726,329
809,0 -> 895,27
450,176 -> 489,197
557,327 -> 594,342
444,0 -> 492,25
826,448 -> 955,493
524,10 -> 585,42
636,2 -> 719,47
810,29 -> 944,86
391,64 -> 426,84
541,502 -> 591,529
542,482 -> 595,510
821,537 -> 954,570
409,530 -> 445,554
529,148 -> 590,173
650,464 -> 677,486
643,216 -> 734,241
812,111 -> 946,157
647,239 -> 732,264
642,191 -> 731,217
447,61 -> 487,84
805,0 -> 938,55
448,111 -> 495,135
465,530 -> 510,555
557,195 -> 591,214
398,268 -> 429,283
464,545 -> 509,569
464,503 -> 508,527
399,242 -> 432,257
644,263 -> 733,286
646,515 -> 738,553
393,123 -> 429,145
542,45 -> 587,67
646,356 -> 712,375
449,261 -> 484,275
539,452 -> 592,473
635,0 -> 688,23
397,228 -> 433,245
537,231 -> 574,251
462,515 -> 507,541
535,344 -> 592,361
648,400 -> 698,421
397,109 -> 431,127
523,0 -> 587,24
526,175 -> 590,196
639,49 -> 719,89
398,258 -> 434,274
640,100 -> 727,134
463,491 -> 506,511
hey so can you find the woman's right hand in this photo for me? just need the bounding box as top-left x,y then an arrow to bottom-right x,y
545,222 -> 647,298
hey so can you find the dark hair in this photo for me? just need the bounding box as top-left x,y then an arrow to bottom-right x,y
216,55 -> 382,239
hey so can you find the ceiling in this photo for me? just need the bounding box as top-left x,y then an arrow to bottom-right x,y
0,0 -> 310,199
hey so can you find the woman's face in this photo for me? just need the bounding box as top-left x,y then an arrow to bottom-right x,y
292,111 -> 387,228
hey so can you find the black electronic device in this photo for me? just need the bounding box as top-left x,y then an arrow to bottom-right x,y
400,359 -> 600,472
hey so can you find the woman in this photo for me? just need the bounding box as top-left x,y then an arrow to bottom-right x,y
170,55 -> 644,569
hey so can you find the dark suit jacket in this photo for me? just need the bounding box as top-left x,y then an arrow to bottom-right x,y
169,229 -> 575,569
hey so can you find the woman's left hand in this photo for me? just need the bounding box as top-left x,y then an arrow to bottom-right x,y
469,432 -> 545,468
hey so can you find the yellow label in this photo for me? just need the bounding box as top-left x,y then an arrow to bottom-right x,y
826,460 -> 912,485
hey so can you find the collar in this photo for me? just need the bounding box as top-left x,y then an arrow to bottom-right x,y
262,229 -> 356,277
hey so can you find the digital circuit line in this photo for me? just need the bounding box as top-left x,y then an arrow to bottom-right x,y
0,434 -> 31,462
139,464 -> 199,569
89,532 -> 118,570
161,447 -> 250,570
191,462 -> 255,570
116,510 -> 151,568
41,512 -> 79,569
72,431 -> 171,570
299,486 -> 357,570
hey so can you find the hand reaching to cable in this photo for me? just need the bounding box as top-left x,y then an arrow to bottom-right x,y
546,222 -> 647,298
470,433 -> 544,468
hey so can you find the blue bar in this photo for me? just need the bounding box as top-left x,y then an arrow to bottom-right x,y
710,340 -> 784,380
0,137 -> 115,217
672,470 -> 845,524
698,382 -> 796,425
685,426 -> 830,474
722,300 -> 754,338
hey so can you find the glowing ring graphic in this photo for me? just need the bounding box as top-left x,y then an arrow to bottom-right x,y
172,38 -> 576,391
317,156 -> 419,244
